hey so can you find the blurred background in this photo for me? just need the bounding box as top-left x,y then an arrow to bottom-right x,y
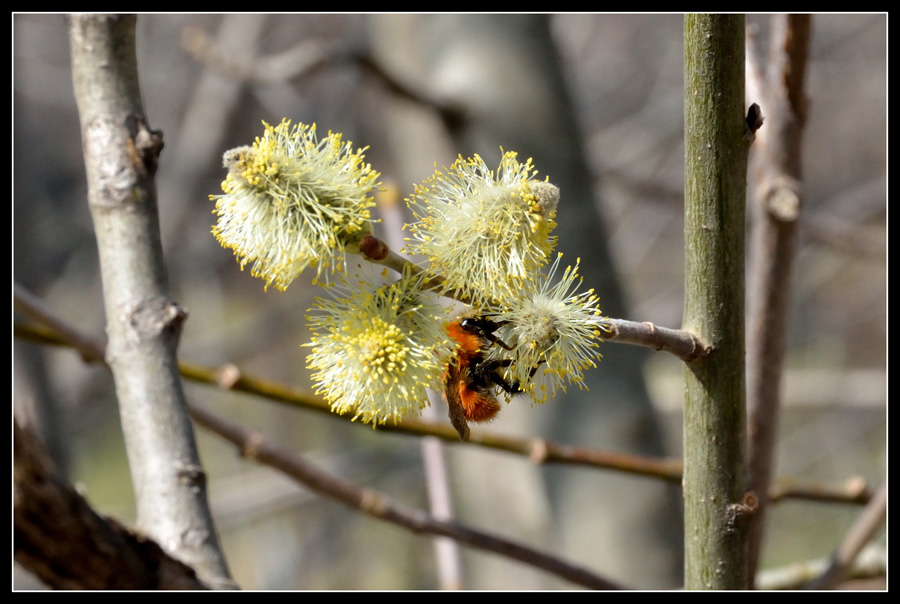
14,14 -> 885,589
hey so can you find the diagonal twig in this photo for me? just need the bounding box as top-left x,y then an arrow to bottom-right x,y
14,282 -> 877,505
188,403 -> 623,590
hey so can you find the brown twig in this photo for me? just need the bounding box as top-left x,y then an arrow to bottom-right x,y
755,545 -> 885,590
180,24 -> 463,125
768,475 -> 872,505
602,318 -> 710,362
13,295 -> 620,589
187,403 -> 622,590
745,14 -> 813,586
14,286 -> 875,506
360,236 -> 711,362
184,359 -> 688,482
803,482 -> 886,590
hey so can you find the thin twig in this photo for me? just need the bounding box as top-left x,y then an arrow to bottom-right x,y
360,235 -> 709,360
768,475 -> 871,505
602,318 -> 710,362
13,292 -> 617,589
745,14 -> 812,586
186,403 -> 622,590
14,283 -> 106,364
755,545 -> 885,590
803,482 -> 886,590
14,283 -> 876,506
180,24 -> 463,124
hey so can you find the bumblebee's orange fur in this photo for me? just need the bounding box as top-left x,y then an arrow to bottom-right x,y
445,318 -> 520,422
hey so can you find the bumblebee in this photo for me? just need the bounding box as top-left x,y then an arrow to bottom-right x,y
444,316 -> 524,422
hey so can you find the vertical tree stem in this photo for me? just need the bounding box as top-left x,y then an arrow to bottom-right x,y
745,15 -> 811,586
68,14 -> 234,588
682,14 -> 751,590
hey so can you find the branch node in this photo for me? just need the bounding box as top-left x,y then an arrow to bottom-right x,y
215,363 -> 241,389
359,235 -> 389,261
763,176 -> 802,221
690,334 -> 714,361
359,488 -> 389,517
175,461 -> 207,491
744,102 -> 764,142
725,490 -> 759,532
125,115 -> 165,176
845,475 -> 868,499
528,438 -> 550,464
241,429 -> 264,459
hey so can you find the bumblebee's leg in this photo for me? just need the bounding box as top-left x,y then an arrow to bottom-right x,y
499,362 -> 545,395
485,333 -> 514,351
477,358 -> 525,394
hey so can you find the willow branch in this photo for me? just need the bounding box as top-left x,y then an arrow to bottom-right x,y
360,236 -> 710,360
15,284 -> 875,506
803,482 -> 886,590
602,318 -> 710,362
180,25 -> 463,124
68,14 -> 233,588
13,324 -> 615,588
744,14 -> 812,586
683,14 -> 751,590
13,314 -> 619,589
755,545 -> 885,590
186,403 -> 621,590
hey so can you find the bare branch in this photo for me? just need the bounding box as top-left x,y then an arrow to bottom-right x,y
15,283 -> 876,505
603,318 -> 710,362
360,236 -> 710,361
179,24 -> 463,124
804,482 -> 886,590
768,475 -> 873,505
745,14 -> 812,586
14,283 -> 106,364
756,545 -> 885,590
187,403 -> 623,590
683,14 -> 750,589
68,14 -> 234,588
